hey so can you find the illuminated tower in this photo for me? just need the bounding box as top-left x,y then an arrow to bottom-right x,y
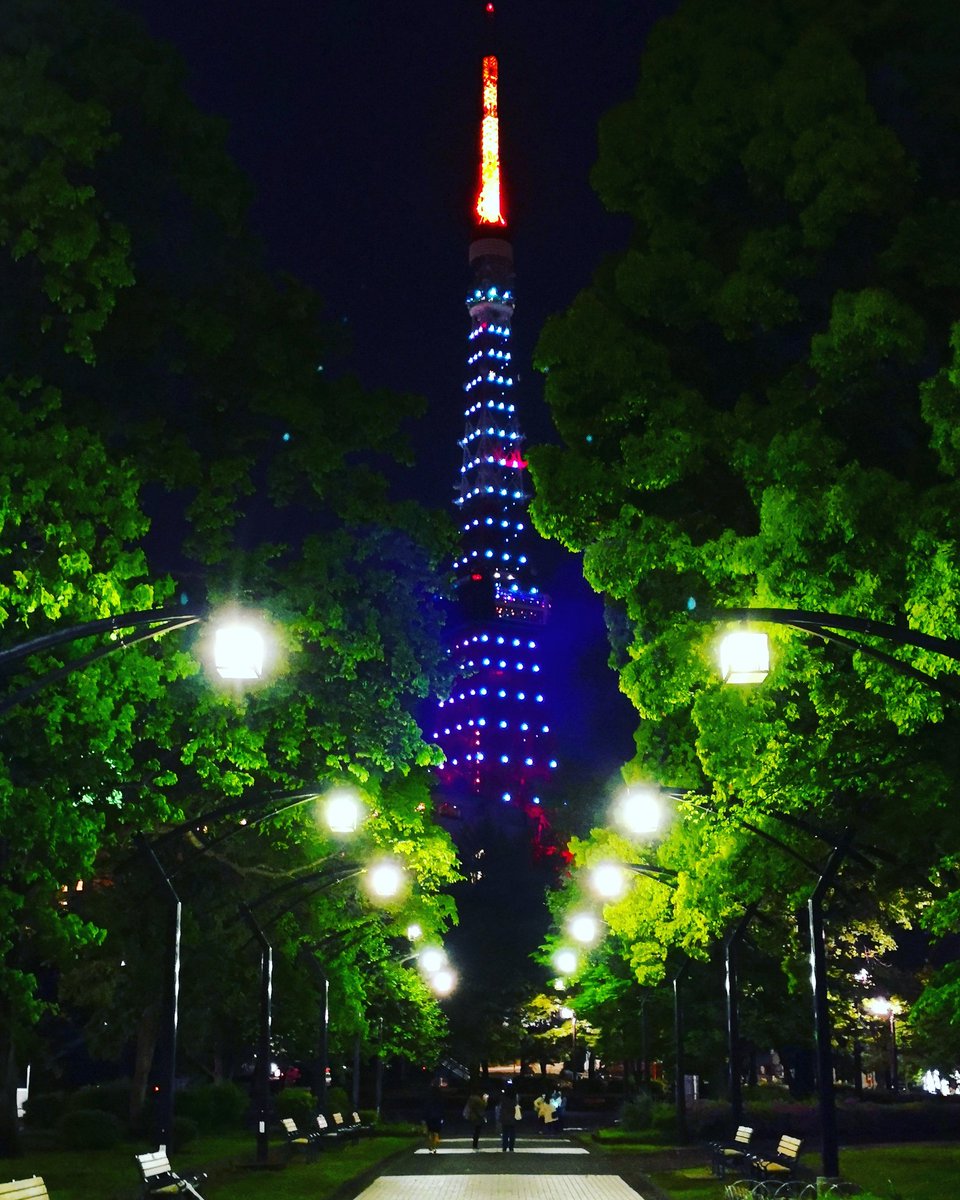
431,39 -> 557,841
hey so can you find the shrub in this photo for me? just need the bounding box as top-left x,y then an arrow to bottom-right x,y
66,1081 -> 131,1122
177,1083 -> 248,1132
23,1092 -> 67,1129
325,1086 -> 350,1116
620,1093 -> 653,1131
682,1099 -> 729,1139
275,1088 -> 317,1125
171,1115 -> 199,1149
55,1108 -> 124,1150
358,1108 -> 379,1128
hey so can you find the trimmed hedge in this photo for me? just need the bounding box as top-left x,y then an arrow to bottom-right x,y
325,1086 -> 350,1116
55,1108 -> 124,1150
177,1083 -> 248,1132
66,1082 -> 131,1121
680,1096 -> 960,1143
275,1087 -> 317,1125
23,1092 -> 68,1129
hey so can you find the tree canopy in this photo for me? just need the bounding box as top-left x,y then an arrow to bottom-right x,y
529,0 -> 960,1083
0,0 -> 459,1151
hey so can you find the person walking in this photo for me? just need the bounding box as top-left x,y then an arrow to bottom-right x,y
423,1083 -> 445,1154
496,1085 -> 520,1152
464,1090 -> 488,1150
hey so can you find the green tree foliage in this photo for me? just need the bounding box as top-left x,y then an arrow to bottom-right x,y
0,0 -> 459,1152
529,0 -> 960,1077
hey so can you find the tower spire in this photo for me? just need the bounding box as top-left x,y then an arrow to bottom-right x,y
475,51 -> 505,227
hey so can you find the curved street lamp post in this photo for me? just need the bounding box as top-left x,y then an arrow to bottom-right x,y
139,787 -> 366,1154
0,605 -> 273,1152
700,603 -> 959,1182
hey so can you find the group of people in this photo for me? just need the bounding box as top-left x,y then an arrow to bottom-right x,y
423,1081 -> 569,1154
533,1087 -> 567,1132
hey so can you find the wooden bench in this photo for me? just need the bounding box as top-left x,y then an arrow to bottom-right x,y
330,1111 -> 371,1142
314,1114 -> 345,1146
749,1134 -> 803,1181
135,1150 -> 207,1199
0,1178 -> 50,1200
709,1124 -> 753,1177
281,1117 -> 322,1161
348,1110 -> 373,1136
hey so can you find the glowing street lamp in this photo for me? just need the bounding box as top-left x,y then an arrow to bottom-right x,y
718,628 -> 771,684
406,923 -> 424,942
0,604 -> 276,716
589,862 -> 629,901
366,859 -> 406,900
553,948 -> 578,975
418,946 -> 448,975
615,785 -> 666,837
431,968 -> 457,997
212,619 -> 267,680
322,787 -> 363,835
864,996 -> 901,1093
568,912 -> 600,945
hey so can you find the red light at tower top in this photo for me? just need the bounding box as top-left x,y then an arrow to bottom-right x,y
475,55 -> 506,227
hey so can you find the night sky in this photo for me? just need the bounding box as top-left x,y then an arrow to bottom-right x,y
122,0 -> 678,805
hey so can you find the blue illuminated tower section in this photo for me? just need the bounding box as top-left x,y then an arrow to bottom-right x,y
432,48 -> 557,837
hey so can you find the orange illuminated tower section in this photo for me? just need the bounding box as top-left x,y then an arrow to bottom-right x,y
431,22 -> 558,845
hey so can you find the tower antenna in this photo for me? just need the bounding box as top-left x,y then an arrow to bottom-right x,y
476,52 -> 505,227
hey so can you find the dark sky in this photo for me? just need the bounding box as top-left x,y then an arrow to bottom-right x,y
123,0 -> 676,797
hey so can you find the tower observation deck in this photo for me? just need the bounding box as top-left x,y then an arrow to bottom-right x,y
431,47 -> 557,840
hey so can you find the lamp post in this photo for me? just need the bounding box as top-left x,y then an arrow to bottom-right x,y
864,997 -> 901,1093
709,606 -> 960,699
0,605 -> 272,715
583,859 -> 689,1138
724,907 -> 757,1128
140,785 -> 365,1153
240,853 -> 405,1162
0,601 -> 277,1155
609,782 -> 886,1179
702,609 -> 938,1183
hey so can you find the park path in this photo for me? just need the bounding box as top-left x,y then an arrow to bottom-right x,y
344,1130 -> 665,1200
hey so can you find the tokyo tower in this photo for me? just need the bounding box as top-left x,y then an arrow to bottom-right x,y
431,20 -> 558,846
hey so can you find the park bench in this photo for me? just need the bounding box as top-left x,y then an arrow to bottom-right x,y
749,1134 -> 804,1182
281,1117 -> 324,1162
314,1114 -> 346,1146
709,1124 -> 753,1177
0,1177 -> 50,1200
330,1111 -> 361,1143
135,1151 -> 207,1200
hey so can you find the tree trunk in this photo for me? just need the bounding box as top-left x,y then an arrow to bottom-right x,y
129,1002 -> 160,1133
0,1023 -> 22,1159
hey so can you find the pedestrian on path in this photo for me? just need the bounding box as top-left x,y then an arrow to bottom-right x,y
496,1085 -> 520,1152
423,1083 -> 444,1154
463,1090 -> 488,1150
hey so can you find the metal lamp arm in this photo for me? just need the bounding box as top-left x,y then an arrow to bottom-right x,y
0,608 -> 205,671
0,618 -> 200,716
714,608 -> 960,661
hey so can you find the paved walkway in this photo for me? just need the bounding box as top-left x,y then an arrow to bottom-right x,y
341,1129 -> 666,1200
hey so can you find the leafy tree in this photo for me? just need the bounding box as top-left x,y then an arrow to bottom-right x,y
0,0 -> 460,1153
529,0 -> 960,1082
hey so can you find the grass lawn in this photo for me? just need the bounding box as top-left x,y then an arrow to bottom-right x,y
8,1132 -> 417,1200
837,1143 -> 960,1200
584,1137 -> 960,1200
